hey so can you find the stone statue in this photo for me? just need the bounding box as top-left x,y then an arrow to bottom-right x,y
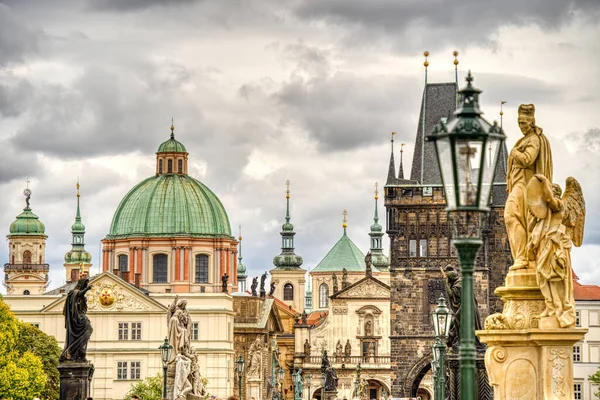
365,252 -> 372,276
526,174 -> 585,328
342,268 -> 349,289
188,347 -> 208,397
365,320 -> 373,336
344,339 -> 351,357
174,354 -> 193,400
167,297 -> 193,360
251,277 -> 258,296
332,273 -> 339,294
304,339 -> 311,356
505,104 -> 553,271
221,273 -> 228,293
441,264 -> 483,349
247,337 -> 263,379
269,281 -> 276,297
259,272 -> 267,297
60,277 -> 93,362
336,339 -> 343,357
321,350 -> 338,391
301,310 -> 308,325
367,342 -> 375,361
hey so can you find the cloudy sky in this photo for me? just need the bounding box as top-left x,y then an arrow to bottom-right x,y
1,0 -> 599,292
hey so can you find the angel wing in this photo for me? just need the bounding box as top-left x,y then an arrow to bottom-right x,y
561,176 -> 586,247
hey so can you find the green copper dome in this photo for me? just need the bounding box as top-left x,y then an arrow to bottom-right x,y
107,174 -> 232,239
312,230 -> 379,273
157,137 -> 187,153
9,207 -> 46,237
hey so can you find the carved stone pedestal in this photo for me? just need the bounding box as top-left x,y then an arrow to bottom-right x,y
323,389 -> 338,400
477,271 -> 587,399
58,361 -> 94,400
247,377 -> 262,400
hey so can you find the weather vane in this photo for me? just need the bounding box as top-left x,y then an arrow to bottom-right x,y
23,177 -> 32,208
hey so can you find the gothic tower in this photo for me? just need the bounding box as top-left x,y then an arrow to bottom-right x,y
385,61 -> 510,398
4,186 -> 49,295
270,181 -> 306,312
64,181 -> 92,283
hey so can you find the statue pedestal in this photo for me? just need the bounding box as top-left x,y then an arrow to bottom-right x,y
58,361 -> 94,400
477,270 -> 587,399
247,377 -> 262,400
323,389 -> 338,400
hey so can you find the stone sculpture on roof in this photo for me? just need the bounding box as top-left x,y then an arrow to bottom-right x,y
251,277 -> 258,296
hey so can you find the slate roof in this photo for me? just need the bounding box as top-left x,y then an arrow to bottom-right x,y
311,231 -> 378,273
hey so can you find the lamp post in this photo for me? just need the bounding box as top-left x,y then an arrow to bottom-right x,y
158,337 -> 173,400
277,366 -> 285,399
305,372 -> 312,400
427,71 -> 505,400
236,355 -> 245,400
432,295 -> 453,400
430,358 -> 439,400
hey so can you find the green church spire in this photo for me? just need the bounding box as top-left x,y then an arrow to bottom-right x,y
369,182 -> 389,270
273,180 -> 303,269
64,181 -> 92,267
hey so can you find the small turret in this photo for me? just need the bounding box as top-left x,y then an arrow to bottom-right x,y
64,181 -> 92,283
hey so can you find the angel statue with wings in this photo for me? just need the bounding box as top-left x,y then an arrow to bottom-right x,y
526,174 -> 585,328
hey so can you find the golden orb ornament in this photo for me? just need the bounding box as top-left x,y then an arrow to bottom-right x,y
424,51 -> 429,57
424,61 -> 429,67
453,50 -> 458,57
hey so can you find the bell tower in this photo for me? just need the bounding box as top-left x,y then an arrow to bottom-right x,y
4,184 -> 49,295
64,181 -> 92,283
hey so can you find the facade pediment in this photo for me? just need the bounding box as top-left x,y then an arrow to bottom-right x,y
42,272 -> 167,313
331,276 -> 390,300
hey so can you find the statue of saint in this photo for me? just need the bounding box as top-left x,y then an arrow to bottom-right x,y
188,347 -> 208,397
221,273 -> 228,293
321,351 -> 338,390
259,272 -> 267,297
332,273 -> 339,294
304,339 -> 311,356
251,277 -> 258,296
365,252 -> 372,276
167,297 -> 192,362
60,277 -> 93,362
301,310 -> 308,325
342,268 -> 349,289
506,104 -> 553,270
336,339 -> 343,357
269,281 -> 276,297
344,339 -> 351,357
365,320 -> 373,336
247,337 -> 263,379
526,174 -> 585,327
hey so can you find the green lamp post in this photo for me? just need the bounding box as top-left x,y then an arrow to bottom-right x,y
432,295 -> 453,400
277,366 -> 285,399
236,355 -> 245,400
427,71 -> 505,400
430,353 -> 439,400
158,337 -> 173,400
305,372 -> 312,400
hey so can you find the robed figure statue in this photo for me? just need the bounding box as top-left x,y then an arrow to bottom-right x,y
60,277 -> 93,362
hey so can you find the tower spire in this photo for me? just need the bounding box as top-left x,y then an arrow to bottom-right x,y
453,50 -> 459,108
386,132 -> 397,184
421,51 -> 429,184
273,180 -> 303,269
237,225 -> 247,292
342,209 -> 348,236
64,180 -> 92,282
369,182 -> 389,270
398,143 -> 405,180
170,118 -> 175,139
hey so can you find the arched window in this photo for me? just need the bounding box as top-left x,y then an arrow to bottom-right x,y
167,159 -> 173,173
153,254 -> 168,283
23,290 -> 30,295
23,250 -> 32,264
319,283 -> 329,309
159,159 -> 163,174
118,254 -> 128,272
178,159 -> 183,174
11,255 -> 14,264
284,283 -> 294,301
39,255 -> 42,263
195,254 -> 209,283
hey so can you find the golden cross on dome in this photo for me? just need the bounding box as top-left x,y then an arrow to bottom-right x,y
286,180 -> 291,199
238,225 -> 242,242
76,179 -> 80,198
391,131 -> 396,142
374,182 -> 379,200
342,209 -> 348,229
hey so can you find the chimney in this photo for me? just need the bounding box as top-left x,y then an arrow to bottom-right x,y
134,273 -> 141,288
121,271 -> 130,282
112,268 -> 120,276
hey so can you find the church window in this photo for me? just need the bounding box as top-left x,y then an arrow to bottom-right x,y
409,240 -> 417,257
117,361 -> 128,380
118,322 -> 129,340
178,159 -> 183,174
23,290 -> 30,295
284,283 -> 294,301
195,254 -> 209,283
130,361 -> 141,380
153,254 -> 168,283
420,239 -> 428,257
159,159 -> 163,174
192,322 -> 199,340
23,250 -> 32,264
167,159 -> 173,173
319,283 -> 329,308
118,254 -> 128,272
131,322 -> 142,340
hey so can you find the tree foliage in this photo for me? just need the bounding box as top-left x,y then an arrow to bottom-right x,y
15,321 -> 61,399
124,373 -> 163,400
0,299 -> 47,400
589,366 -> 600,398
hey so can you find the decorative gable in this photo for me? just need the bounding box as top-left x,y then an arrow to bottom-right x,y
42,272 -> 167,313
331,276 -> 390,300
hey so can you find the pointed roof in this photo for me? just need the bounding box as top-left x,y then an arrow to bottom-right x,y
386,134 -> 397,185
409,82 -> 457,185
398,143 -> 405,180
237,227 -> 247,279
312,230 -> 378,273
273,181 -> 303,269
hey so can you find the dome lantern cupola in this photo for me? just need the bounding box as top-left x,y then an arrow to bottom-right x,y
273,180 -> 303,269
64,181 -> 92,282
156,120 -> 189,176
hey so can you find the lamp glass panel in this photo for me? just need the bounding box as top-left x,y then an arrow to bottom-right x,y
434,138 -> 456,209
456,139 -> 482,207
478,136 -> 501,208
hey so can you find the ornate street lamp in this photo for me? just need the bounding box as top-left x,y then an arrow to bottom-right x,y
236,355 -> 245,400
278,366 -> 285,398
431,295 -> 453,400
305,372 -> 312,400
428,71 -> 505,400
159,337 -> 173,400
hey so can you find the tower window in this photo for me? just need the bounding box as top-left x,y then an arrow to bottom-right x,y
195,254 -> 209,284
319,283 -> 329,308
284,283 -> 294,301
420,239 -> 428,257
159,159 -> 163,174
409,240 -> 417,257
167,159 -> 173,173
23,250 -> 32,264
178,159 -> 183,174
153,254 -> 168,283
118,254 -> 129,272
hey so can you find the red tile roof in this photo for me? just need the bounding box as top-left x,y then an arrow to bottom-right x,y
307,311 -> 328,327
574,280 -> 600,301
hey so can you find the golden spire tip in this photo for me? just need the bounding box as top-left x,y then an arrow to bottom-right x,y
76,179 -> 80,197
374,182 -> 379,200
423,50 -> 429,68
342,209 -> 348,229
453,50 -> 459,66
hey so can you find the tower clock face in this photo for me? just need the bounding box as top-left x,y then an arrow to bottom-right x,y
23,189 -> 32,197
